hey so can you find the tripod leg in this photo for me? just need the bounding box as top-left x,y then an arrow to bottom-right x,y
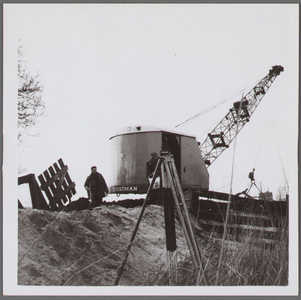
114,158 -> 163,286
165,156 -> 208,285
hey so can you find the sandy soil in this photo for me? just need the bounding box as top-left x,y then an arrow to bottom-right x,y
18,203 -> 196,286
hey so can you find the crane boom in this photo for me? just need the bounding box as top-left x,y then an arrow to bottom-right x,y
200,65 -> 284,167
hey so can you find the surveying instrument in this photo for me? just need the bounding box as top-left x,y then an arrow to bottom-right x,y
114,151 -> 207,286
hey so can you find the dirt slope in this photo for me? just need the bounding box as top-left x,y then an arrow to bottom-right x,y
18,204 -> 195,286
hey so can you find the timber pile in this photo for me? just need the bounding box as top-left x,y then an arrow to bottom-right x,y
193,197 -> 288,245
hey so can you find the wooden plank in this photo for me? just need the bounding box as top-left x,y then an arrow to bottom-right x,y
38,173 -> 55,209
197,219 -> 279,232
35,159 -> 77,209
228,210 -> 273,220
58,158 -> 76,200
48,165 -> 61,192
58,158 -> 64,167
43,170 -> 56,198
52,163 -> 66,208
58,158 -> 76,197
42,169 -> 62,210
53,162 -> 69,204
39,166 -> 68,189
37,159 -> 77,209
54,184 -> 76,203
198,190 -> 233,201
48,165 -> 67,207
199,198 -> 287,221
37,173 -> 46,186
65,172 -> 76,195
193,219 -> 279,246
19,174 -> 49,210
198,210 -> 275,229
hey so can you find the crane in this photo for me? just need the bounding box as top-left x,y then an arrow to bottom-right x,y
199,65 -> 284,167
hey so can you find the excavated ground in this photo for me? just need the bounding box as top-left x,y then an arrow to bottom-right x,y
18,198 -> 288,287
18,202 -> 200,286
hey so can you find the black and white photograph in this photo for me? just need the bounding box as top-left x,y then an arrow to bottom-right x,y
3,3 -> 299,296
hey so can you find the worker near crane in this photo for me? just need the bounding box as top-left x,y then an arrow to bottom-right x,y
146,152 -> 161,204
84,166 -> 108,209
249,168 -> 255,183
146,152 -> 160,179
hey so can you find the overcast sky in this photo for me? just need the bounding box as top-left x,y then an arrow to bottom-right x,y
4,4 -> 298,205
3,3 -> 299,296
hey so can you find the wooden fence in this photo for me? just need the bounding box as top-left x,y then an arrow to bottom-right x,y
37,158 -> 76,211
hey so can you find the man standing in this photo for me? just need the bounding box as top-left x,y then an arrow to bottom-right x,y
146,152 -> 160,179
146,152 -> 161,204
84,166 -> 108,209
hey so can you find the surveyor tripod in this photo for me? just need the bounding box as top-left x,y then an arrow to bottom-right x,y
114,152 -> 207,286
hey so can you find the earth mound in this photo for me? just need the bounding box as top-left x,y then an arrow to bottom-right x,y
18,204 -> 197,286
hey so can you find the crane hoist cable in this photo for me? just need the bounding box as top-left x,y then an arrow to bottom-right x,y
276,144 -> 289,192
232,79 -> 279,199
214,174 -> 248,192
253,77 -> 279,169
175,72 -> 266,129
175,85 -> 250,128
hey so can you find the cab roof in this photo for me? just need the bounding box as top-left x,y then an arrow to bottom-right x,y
110,125 -> 196,139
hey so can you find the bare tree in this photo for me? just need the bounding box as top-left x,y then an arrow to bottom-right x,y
18,46 -> 45,143
276,186 -> 288,201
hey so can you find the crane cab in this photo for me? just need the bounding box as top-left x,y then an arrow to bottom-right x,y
109,125 -> 209,194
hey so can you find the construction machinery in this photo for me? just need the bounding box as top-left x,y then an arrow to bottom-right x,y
109,65 -> 284,200
199,65 -> 284,166
110,66 -> 286,285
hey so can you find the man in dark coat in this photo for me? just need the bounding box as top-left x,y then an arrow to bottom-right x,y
146,152 -> 160,179
146,152 -> 161,204
84,166 -> 108,208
